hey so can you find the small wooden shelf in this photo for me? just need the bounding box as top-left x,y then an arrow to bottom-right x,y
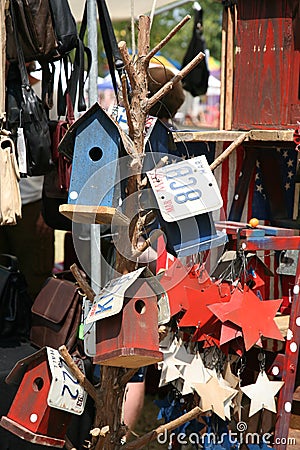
173,129 -> 295,143
59,204 -> 130,226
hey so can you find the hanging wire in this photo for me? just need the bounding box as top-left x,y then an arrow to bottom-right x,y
149,0 -> 157,29
131,0 -> 136,56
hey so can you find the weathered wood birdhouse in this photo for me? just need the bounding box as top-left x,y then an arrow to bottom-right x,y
232,0 -> 300,129
85,267 -> 163,368
0,347 -> 86,448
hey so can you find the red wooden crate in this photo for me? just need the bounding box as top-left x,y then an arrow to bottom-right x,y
232,0 -> 300,130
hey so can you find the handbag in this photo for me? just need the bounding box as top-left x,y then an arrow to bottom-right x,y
30,276 -> 82,350
0,135 -> 22,225
0,254 -> 32,339
42,92 -> 74,231
8,1 -> 53,177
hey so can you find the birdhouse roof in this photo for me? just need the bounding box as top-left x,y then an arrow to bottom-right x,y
5,347 -> 47,386
58,102 -> 123,160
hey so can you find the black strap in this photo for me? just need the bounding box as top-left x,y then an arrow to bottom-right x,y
95,0 -> 125,100
68,2 -> 92,112
10,1 -> 30,88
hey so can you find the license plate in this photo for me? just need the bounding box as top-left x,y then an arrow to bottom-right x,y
147,155 -> 223,222
47,347 -> 87,415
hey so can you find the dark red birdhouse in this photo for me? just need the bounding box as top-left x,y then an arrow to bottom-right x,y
86,267 -> 163,368
0,347 -> 86,447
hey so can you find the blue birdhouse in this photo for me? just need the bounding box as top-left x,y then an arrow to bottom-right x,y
67,103 -> 123,208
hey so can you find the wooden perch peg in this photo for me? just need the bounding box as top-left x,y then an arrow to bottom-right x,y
145,51 -> 205,113
122,407 -> 202,450
210,131 -> 249,171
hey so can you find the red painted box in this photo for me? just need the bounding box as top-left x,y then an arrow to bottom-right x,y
94,280 -> 163,368
232,0 -> 300,130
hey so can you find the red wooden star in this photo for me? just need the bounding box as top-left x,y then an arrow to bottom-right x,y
178,283 -> 231,328
208,287 -> 283,350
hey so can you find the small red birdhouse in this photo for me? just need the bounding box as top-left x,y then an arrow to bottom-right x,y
0,347 -> 86,447
86,267 -> 163,368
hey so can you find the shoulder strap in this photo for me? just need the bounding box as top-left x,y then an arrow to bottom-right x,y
10,0 -> 30,88
95,0 -> 125,100
68,2 -> 92,112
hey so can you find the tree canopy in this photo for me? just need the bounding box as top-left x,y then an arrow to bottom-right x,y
97,1 -> 223,76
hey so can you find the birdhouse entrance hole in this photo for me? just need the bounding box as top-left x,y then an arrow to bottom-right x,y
33,377 -> 44,392
135,299 -> 146,314
89,146 -> 103,162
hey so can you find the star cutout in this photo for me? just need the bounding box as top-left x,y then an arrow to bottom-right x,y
208,287 -> 283,351
217,374 -> 239,420
192,376 -> 237,420
178,352 -> 211,395
160,260 -> 199,316
241,370 -> 284,416
224,361 -> 240,389
158,339 -> 193,387
178,283 -> 231,328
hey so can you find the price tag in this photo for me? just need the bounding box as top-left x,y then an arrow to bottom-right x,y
47,348 -> 87,415
147,155 -> 223,222
85,267 -> 145,324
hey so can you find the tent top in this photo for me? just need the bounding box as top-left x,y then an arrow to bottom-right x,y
69,0 -> 191,22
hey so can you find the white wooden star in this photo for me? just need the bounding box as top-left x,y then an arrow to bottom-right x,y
178,352 -> 211,396
241,370 -> 284,417
158,340 -> 193,387
217,374 -> 238,420
192,376 -> 236,420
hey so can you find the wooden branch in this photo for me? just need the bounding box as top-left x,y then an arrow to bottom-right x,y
94,426 -> 110,450
122,406 -> 202,450
121,73 -> 134,137
132,229 -> 164,259
145,52 -> 205,113
119,368 -> 138,386
118,41 -> 136,90
209,132 -> 248,171
58,345 -> 97,402
70,263 -> 95,302
138,15 -> 151,57
144,15 -> 191,64
64,436 -> 77,450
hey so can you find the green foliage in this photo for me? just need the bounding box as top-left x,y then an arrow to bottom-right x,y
97,1 -> 223,76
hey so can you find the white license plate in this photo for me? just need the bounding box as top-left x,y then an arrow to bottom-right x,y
147,155 -> 223,222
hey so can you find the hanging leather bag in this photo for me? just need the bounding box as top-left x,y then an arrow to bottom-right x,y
30,276 -> 82,350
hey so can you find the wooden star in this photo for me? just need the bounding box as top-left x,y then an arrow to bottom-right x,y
241,370 -> 284,416
192,376 -> 236,420
179,284 -> 231,328
158,340 -> 193,387
224,361 -> 240,389
217,375 -> 239,420
178,352 -> 211,395
208,287 -> 283,350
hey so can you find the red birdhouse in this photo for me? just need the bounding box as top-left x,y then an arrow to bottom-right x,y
86,267 -> 163,368
0,347 -> 86,447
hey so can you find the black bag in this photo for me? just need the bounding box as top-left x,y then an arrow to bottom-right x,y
181,6 -> 210,97
0,254 -> 32,340
5,0 -> 78,63
6,3 -> 53,177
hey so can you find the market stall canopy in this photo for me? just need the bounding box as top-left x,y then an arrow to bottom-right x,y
69,0 -> 190,22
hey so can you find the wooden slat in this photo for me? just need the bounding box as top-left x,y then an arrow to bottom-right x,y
216,220 -> 296,236
59,204 -> 130,226
172,129 -> 295,143
224,4 -> 235,130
